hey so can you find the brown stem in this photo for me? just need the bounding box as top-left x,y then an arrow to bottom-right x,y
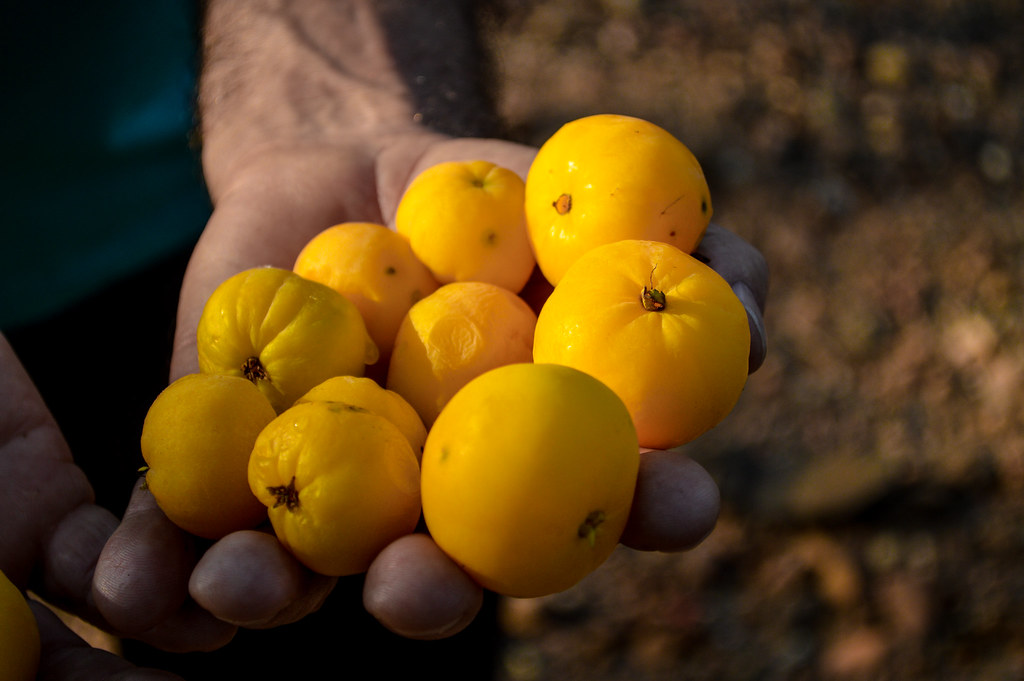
641,285 -> 666,311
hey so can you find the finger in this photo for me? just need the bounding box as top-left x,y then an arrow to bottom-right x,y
693,223 -> 769,372
620,448 -> 721,552
693,223 -> 769,308
0,333 -> 95,586
733,280 -> 768,373
128,600 -> 237,654
363,533 -> 483,640
38,503 -> 119,624
92,482 -> 239,652
31,600 -> 184,681
189,530 -> 336,628
91,482 -> 196,633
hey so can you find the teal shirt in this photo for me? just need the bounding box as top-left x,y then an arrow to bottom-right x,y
2,1 -> 211,328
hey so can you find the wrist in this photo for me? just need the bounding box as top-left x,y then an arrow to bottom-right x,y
198,0 -> 413,195
198,0 -> 499,199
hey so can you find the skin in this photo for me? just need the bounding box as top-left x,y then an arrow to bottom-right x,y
1,0 -> 769,676
0,333 -> 189,679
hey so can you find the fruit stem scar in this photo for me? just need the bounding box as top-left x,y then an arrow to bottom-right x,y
578,510 -> 606,547
242,356 -> 269,384
268,476 -> 300,510
553,193 -> 572,215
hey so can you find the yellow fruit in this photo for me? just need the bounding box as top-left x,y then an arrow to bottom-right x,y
386,281 -> 537,427
0,570 -> 40,681
248,401 -> 422,577
525,113 -> 712,285
197,266 -> 379,413
533,239 -> 749,449
141,373 -> 276,539
395,160 -> 536,293
292,222 -> 439,360
421,363 -> 639,598
296,375 -> 428,460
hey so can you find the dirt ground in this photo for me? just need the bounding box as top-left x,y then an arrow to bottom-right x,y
480,1 -> 1024,680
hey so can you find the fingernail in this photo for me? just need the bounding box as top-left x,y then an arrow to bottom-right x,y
732,282 -> 767,373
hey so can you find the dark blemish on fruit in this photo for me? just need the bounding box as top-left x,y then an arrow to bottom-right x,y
577,510 -> 606,547
660,195 -> 683,215
326,402 -> 369,414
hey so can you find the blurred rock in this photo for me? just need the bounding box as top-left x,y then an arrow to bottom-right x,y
820,626 -> 889,679
780,453 -> 905,523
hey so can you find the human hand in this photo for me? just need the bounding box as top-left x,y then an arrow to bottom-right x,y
90,0 -> 769,649
0,333 -> 186,680
90,131 -> 768,646
88,132 -> 535,646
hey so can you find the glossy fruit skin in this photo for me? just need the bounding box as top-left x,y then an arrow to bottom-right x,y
249,401 -> 422,577
421,362 -> 639,598
296,375 -> 428,460
396,160 -> 536,294
533,239 -> 750,449
386,281 -> 537,427
0,569 -> 40,681
525,113 -> 712,285
141,373 -> 276,539
197,266 -> 379,413
293,222 -> 439,359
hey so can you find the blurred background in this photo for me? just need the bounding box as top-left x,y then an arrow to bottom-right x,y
479,1 -> 1024,679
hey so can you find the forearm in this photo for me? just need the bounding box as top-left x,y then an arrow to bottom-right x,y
198,0 -> 498,198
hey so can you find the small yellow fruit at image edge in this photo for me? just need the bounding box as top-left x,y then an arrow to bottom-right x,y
386,281 -> 537,428
396,159 -> 536,294
525,113 -> 713,286
0,569 -> 40,681
197,266 -> 379,413
141,373 -> 276,539
249,400 -> 422,577
533,239 -> 750,450
421,362 -> 639,599
293,221 -> 439,361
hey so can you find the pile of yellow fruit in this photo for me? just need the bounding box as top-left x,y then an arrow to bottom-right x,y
140,114 -> 751,598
